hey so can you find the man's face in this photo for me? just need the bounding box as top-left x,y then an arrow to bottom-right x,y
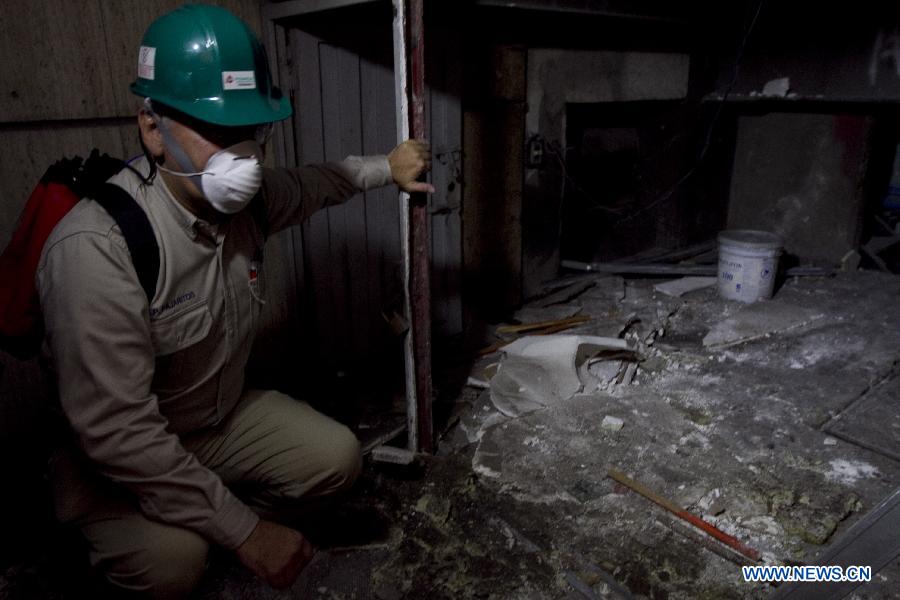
140,106 -> 267,218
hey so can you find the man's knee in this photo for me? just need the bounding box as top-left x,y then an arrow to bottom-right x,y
95,524 -> 209,599
284,425 -> 362,499
327,427 -> 362,493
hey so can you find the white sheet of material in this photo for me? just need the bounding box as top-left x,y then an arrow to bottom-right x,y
489,335 -> 631,417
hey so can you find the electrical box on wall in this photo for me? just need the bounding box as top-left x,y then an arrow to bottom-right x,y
526,135 -> 544,168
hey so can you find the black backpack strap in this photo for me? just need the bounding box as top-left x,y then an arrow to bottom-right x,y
91,183 -> 160,301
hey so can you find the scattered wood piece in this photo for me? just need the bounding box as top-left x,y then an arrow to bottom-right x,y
607,469 -> 761,562
624,240 -> 718,265
538,280 -> 596,307
840,249 -> 861,272
658,518 -> 754,567
477,315 -> 594,356
466,376 -> 490,389
562,260 -> 834,278
860,243 -> 892,273
535,320 -> 590,336
616,363 -> 638,385
496,314 -> 590,334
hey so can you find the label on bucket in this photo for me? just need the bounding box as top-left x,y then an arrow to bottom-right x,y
718,255 -> 777,302
717,229 -> 781,302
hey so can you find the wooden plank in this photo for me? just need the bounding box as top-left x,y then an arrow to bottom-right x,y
608,469 -> 761,562
462,46 -> 525,318
360,53 -> 401,351
0,121 -> 131,247
409,0 -> 434,453
268,19 -> 303,319
461,108 -> 486,323
293,29 -> 337,362
495,46 -> 525,309
266,22 -> 298,169
247,20 -> 303,379
336,46 -> 370,359
560,260 -> 835,278
0,0 -> 117,121
319,43 -> 353,359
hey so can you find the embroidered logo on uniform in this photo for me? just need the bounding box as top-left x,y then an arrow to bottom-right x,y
248,262 -> 265,305
150,291 -> 197,320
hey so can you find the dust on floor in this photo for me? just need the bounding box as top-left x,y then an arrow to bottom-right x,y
4,272 -> 899,599
296,272 -> 899,600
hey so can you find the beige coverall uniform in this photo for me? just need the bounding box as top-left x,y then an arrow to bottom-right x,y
37,154 -> 393,597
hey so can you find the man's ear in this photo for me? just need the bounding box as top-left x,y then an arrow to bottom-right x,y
138,108 -> 164,158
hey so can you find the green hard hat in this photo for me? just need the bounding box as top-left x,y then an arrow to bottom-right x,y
130,3 -> 292,126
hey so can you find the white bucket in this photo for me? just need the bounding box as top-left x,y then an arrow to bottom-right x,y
717,230 -> 783,303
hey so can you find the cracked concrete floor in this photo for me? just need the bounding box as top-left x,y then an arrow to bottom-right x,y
201,271 -> 899,600
3,271 -> 899,599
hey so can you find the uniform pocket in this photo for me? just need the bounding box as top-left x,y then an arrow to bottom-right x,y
149,301 -> 212,357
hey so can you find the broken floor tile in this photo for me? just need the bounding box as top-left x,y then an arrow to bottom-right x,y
654,276 -> 717,298
702,300 -> 826,347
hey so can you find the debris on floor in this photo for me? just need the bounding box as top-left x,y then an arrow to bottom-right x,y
653,276 -> 717,298
5,271 -> 900,599
487,334 -> 632,417
702,300 -> 825,347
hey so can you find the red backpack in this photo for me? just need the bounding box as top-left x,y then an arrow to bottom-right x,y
0,150 -> 159,358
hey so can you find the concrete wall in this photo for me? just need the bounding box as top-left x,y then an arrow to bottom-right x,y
711,6 -> 900,102
0,0 -> 263,248
523,49 -> 689,295
712,5 -> 898,265
728,114 -> 870,264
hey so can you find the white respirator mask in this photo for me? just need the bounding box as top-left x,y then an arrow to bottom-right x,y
147,100 -> 265,214
187,140 -> 264,214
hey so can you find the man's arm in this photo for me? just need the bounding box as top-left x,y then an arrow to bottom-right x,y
260,139 -> 433,234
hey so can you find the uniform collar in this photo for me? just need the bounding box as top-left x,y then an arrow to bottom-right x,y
156,172 -> 220,242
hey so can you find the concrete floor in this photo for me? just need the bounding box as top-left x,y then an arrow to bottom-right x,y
3,271 -> 899,599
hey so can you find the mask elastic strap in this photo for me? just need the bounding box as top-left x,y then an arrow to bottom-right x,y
144,98 -> 210,186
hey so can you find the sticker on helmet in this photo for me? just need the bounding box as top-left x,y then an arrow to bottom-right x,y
138,46 -> 156,80
222,71 -> 257,90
